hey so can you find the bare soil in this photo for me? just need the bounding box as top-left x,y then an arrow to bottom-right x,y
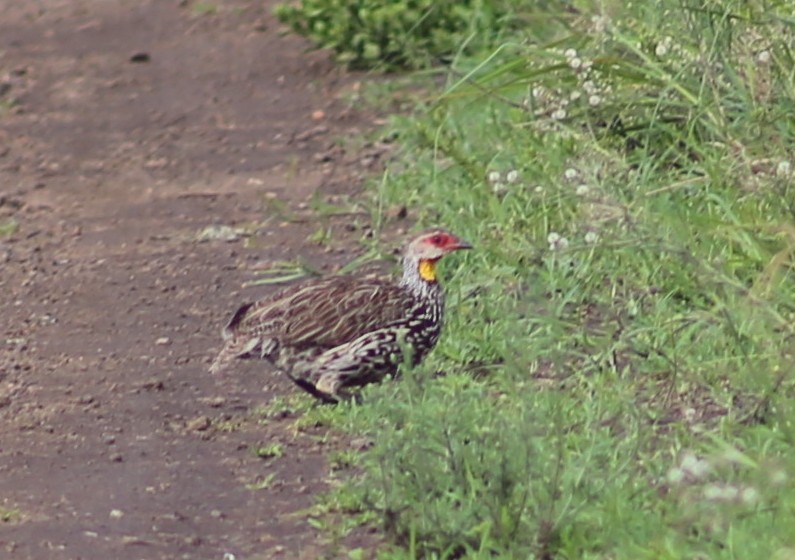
0,1 -> 382,558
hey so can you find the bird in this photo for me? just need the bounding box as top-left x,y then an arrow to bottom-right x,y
209,228 -> 472,402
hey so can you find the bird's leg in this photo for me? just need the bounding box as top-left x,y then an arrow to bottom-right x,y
286,372 -> 339,404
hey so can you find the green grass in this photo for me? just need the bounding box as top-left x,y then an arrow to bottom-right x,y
282,0 -> 795,557
0,218 -> 19,238
0,506 -> 22,523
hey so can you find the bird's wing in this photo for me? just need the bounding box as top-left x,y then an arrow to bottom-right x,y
224,275 -> 411,349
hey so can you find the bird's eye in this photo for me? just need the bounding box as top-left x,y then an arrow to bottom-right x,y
431,234 -> 444,245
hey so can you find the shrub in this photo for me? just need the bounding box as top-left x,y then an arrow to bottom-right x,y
275,0 -> 518,70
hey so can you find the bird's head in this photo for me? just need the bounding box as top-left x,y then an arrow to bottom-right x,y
404,229 -> 472,283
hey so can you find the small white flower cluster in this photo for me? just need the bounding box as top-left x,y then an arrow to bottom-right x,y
528,84 -> 568,121
487,169 -> 521,195
667,451 -> 711,485
567,49 -> 610,108
666,450 -> 786,515
702,484 -> 759,506
525,48 -> 610,125
563,167 -> 592,197
655,36 -> 673,57
653,35 -> 691,62
589,14 -> 610,34
776,160 -> 791,177
547,231 -> 569,251
757,50 -> 771,64
564,48 -> 592,73
562,166 -> 604,245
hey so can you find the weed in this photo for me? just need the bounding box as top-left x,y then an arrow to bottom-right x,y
0,218 -> 19,238
246,473 -> 277,491
0,507 -> 21,523
254,442 -> 284,460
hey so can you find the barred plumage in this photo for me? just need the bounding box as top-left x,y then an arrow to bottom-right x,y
210,229 -> 471,402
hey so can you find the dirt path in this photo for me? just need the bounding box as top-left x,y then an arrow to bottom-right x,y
0,1 -> 376,558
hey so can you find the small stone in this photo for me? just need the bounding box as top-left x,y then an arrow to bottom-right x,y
109,509 -> 124,519
351,437 -> 374,451
387,205 -> 408,220
155,337 -> 170,346
206,396 -> 226,408
129,52 -> 150,63
141,377 -> 165,391
197,225 -> 246,242
187,416 -> 211,432
110,453 -> 123,463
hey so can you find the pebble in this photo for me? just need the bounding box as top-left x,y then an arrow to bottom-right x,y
187,416 -> 211,432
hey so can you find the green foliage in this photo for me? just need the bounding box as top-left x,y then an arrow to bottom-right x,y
337,370 -> 795,558
274,0 -> 521,70
312,0 -> 795,557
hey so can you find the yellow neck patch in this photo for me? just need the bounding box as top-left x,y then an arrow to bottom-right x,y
418,259 -> 438,282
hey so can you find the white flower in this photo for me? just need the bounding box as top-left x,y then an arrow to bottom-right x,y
776,160 -> 791,177
563,168 -> 578,180
569,57 -> 582,70
584,231 -> 599,244
655,36 -> 673,58
591,15 -> 609,33
576,184 -> 590,196
551,108 -> 567,120
667,467 -> 685,485
570,91 -> 582,101
487,171 -> 501,183
770,469 -> 788,486
547,232 -> 569,251
588,94 -> 602,107
564,48 -> 577,59
583,80 -> 598,94
681,453 -> 711,480
722,485 -> 739,501
533,185 -> 544,193
703,484 -> 723,501
740,487 -> 760,506
506,170 -> 520,183
757,50 -> 771,64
